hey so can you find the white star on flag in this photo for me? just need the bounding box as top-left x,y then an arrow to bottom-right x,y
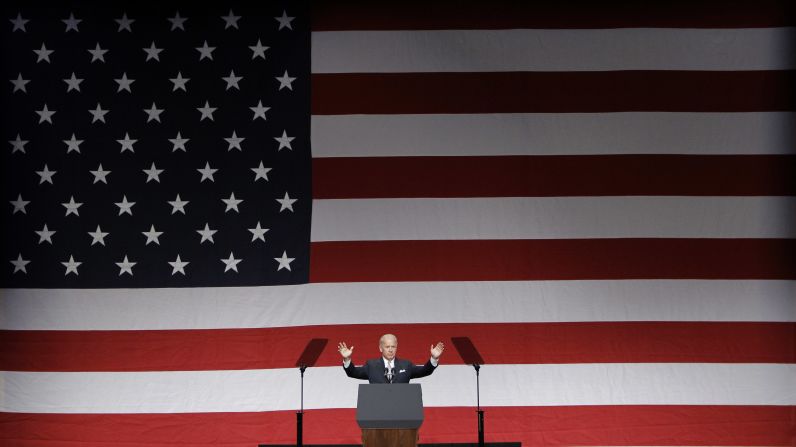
10,13 -> 29,32
197,101 -> 217,121
222,70 -> 243,90
143,163 -> 164,183
274,251 -> 295,271
197,223 -> 217,244
170,72 -> 190,91
10,73 -> 30,93
276,192 -> 297,212
35,104 -> 55,124
276,70 -> 296,90
10,254 -> 31,274
115,73 -> 135,92
250,100 -> 270,120
36,165 -> 56,184
89,103 -> 109,123
142,225 -> 164,245
251,161 -> 271,182
274,130 -> 295,150
90,164 -> 111,184
197,162 -> 218,182
169,255 -> 189,275
168,195 -> 189,215
169,132 -> 189,151
144,103 -> 164,122
143,42 -> 164,61
34,43 -> 53,63
62,13 -> 81,32
88,225 -> 109,246
88,43 -> 108,63
62,255 -> 81,276
224,131 -> 245,151
116,13 -> 135,32
10,194 -> 30,214
274,10 -> 294,30
168,12 -> 187,31
117,133 -> 137,153
221,252 -> 242,272
221,10 -> 241,29
196,41 -> 215,60
35,224 -> 56,244
62,196 -> 82,216
222,192 -> 243,213
64,134 -> 84,153
248,222 -> 269,242
116,256 -> 136,276
10,134 -> 28,154
250,39 -> 269,59
63,73 -> 83,92
115,195 -> 135,216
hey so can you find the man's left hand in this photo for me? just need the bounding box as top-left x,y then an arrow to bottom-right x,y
430,341 -> 445,359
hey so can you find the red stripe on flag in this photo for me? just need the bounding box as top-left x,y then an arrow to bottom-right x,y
2,322 -> 792,372
311,71 -> 795,114
313,155 -> 796,198
310,239 -> 796,282
1,406 -> 792,447
311,0 -> 795,30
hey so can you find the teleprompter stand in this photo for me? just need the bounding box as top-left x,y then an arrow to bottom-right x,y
295,338 -> 328,447
451,337 -> 486,447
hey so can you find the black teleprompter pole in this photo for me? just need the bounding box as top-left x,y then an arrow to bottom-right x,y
451,337 -> 486,447
294,338 -> 328,447
476,363 -> 484,447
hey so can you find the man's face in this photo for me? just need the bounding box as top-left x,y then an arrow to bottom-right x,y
379,337 -> 397,360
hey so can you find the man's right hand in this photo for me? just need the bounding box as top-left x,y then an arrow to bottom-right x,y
337,341 -> 354,360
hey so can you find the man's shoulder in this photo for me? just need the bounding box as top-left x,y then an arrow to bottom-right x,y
395,358 -> 415,367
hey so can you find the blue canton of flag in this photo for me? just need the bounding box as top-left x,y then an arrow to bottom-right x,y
1,3 -> 311,288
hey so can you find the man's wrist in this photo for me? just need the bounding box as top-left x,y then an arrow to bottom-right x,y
430,356 -> 439,367
343,358 -> 351,367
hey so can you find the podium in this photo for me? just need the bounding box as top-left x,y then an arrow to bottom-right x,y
356,384 -> 423,447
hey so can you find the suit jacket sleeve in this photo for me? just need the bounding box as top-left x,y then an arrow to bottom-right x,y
344,360 -> 371,381
409,359 -> 437,379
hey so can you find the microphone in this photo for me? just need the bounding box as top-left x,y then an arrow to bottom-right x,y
385,366 -> 394,383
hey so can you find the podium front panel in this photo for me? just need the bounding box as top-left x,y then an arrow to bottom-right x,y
356,383 -> 424,429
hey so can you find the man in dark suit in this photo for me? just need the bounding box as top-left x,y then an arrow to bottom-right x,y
338,334 -> 445,383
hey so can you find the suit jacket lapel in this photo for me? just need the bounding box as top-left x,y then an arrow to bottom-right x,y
393,358 -> 403,382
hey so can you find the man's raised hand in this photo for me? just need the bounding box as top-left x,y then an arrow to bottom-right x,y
338,341 -> 354,360
430,341 -> 445,360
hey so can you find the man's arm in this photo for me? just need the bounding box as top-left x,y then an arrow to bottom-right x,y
410,341 -> 445,379
339,341 -> 370,380
407,359 -> 434,379
344,360 -> 370,380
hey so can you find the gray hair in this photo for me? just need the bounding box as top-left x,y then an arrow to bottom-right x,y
379,333 -> 398,347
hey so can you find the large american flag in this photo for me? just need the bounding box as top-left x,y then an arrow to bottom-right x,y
2,1 -> 795,446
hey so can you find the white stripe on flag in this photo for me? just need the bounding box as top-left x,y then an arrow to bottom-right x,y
3,364 -> 794,414
311,28 -> 796,73
311,112 -> 794,157
3,280 -> 794,330
310,197 -> 796,241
